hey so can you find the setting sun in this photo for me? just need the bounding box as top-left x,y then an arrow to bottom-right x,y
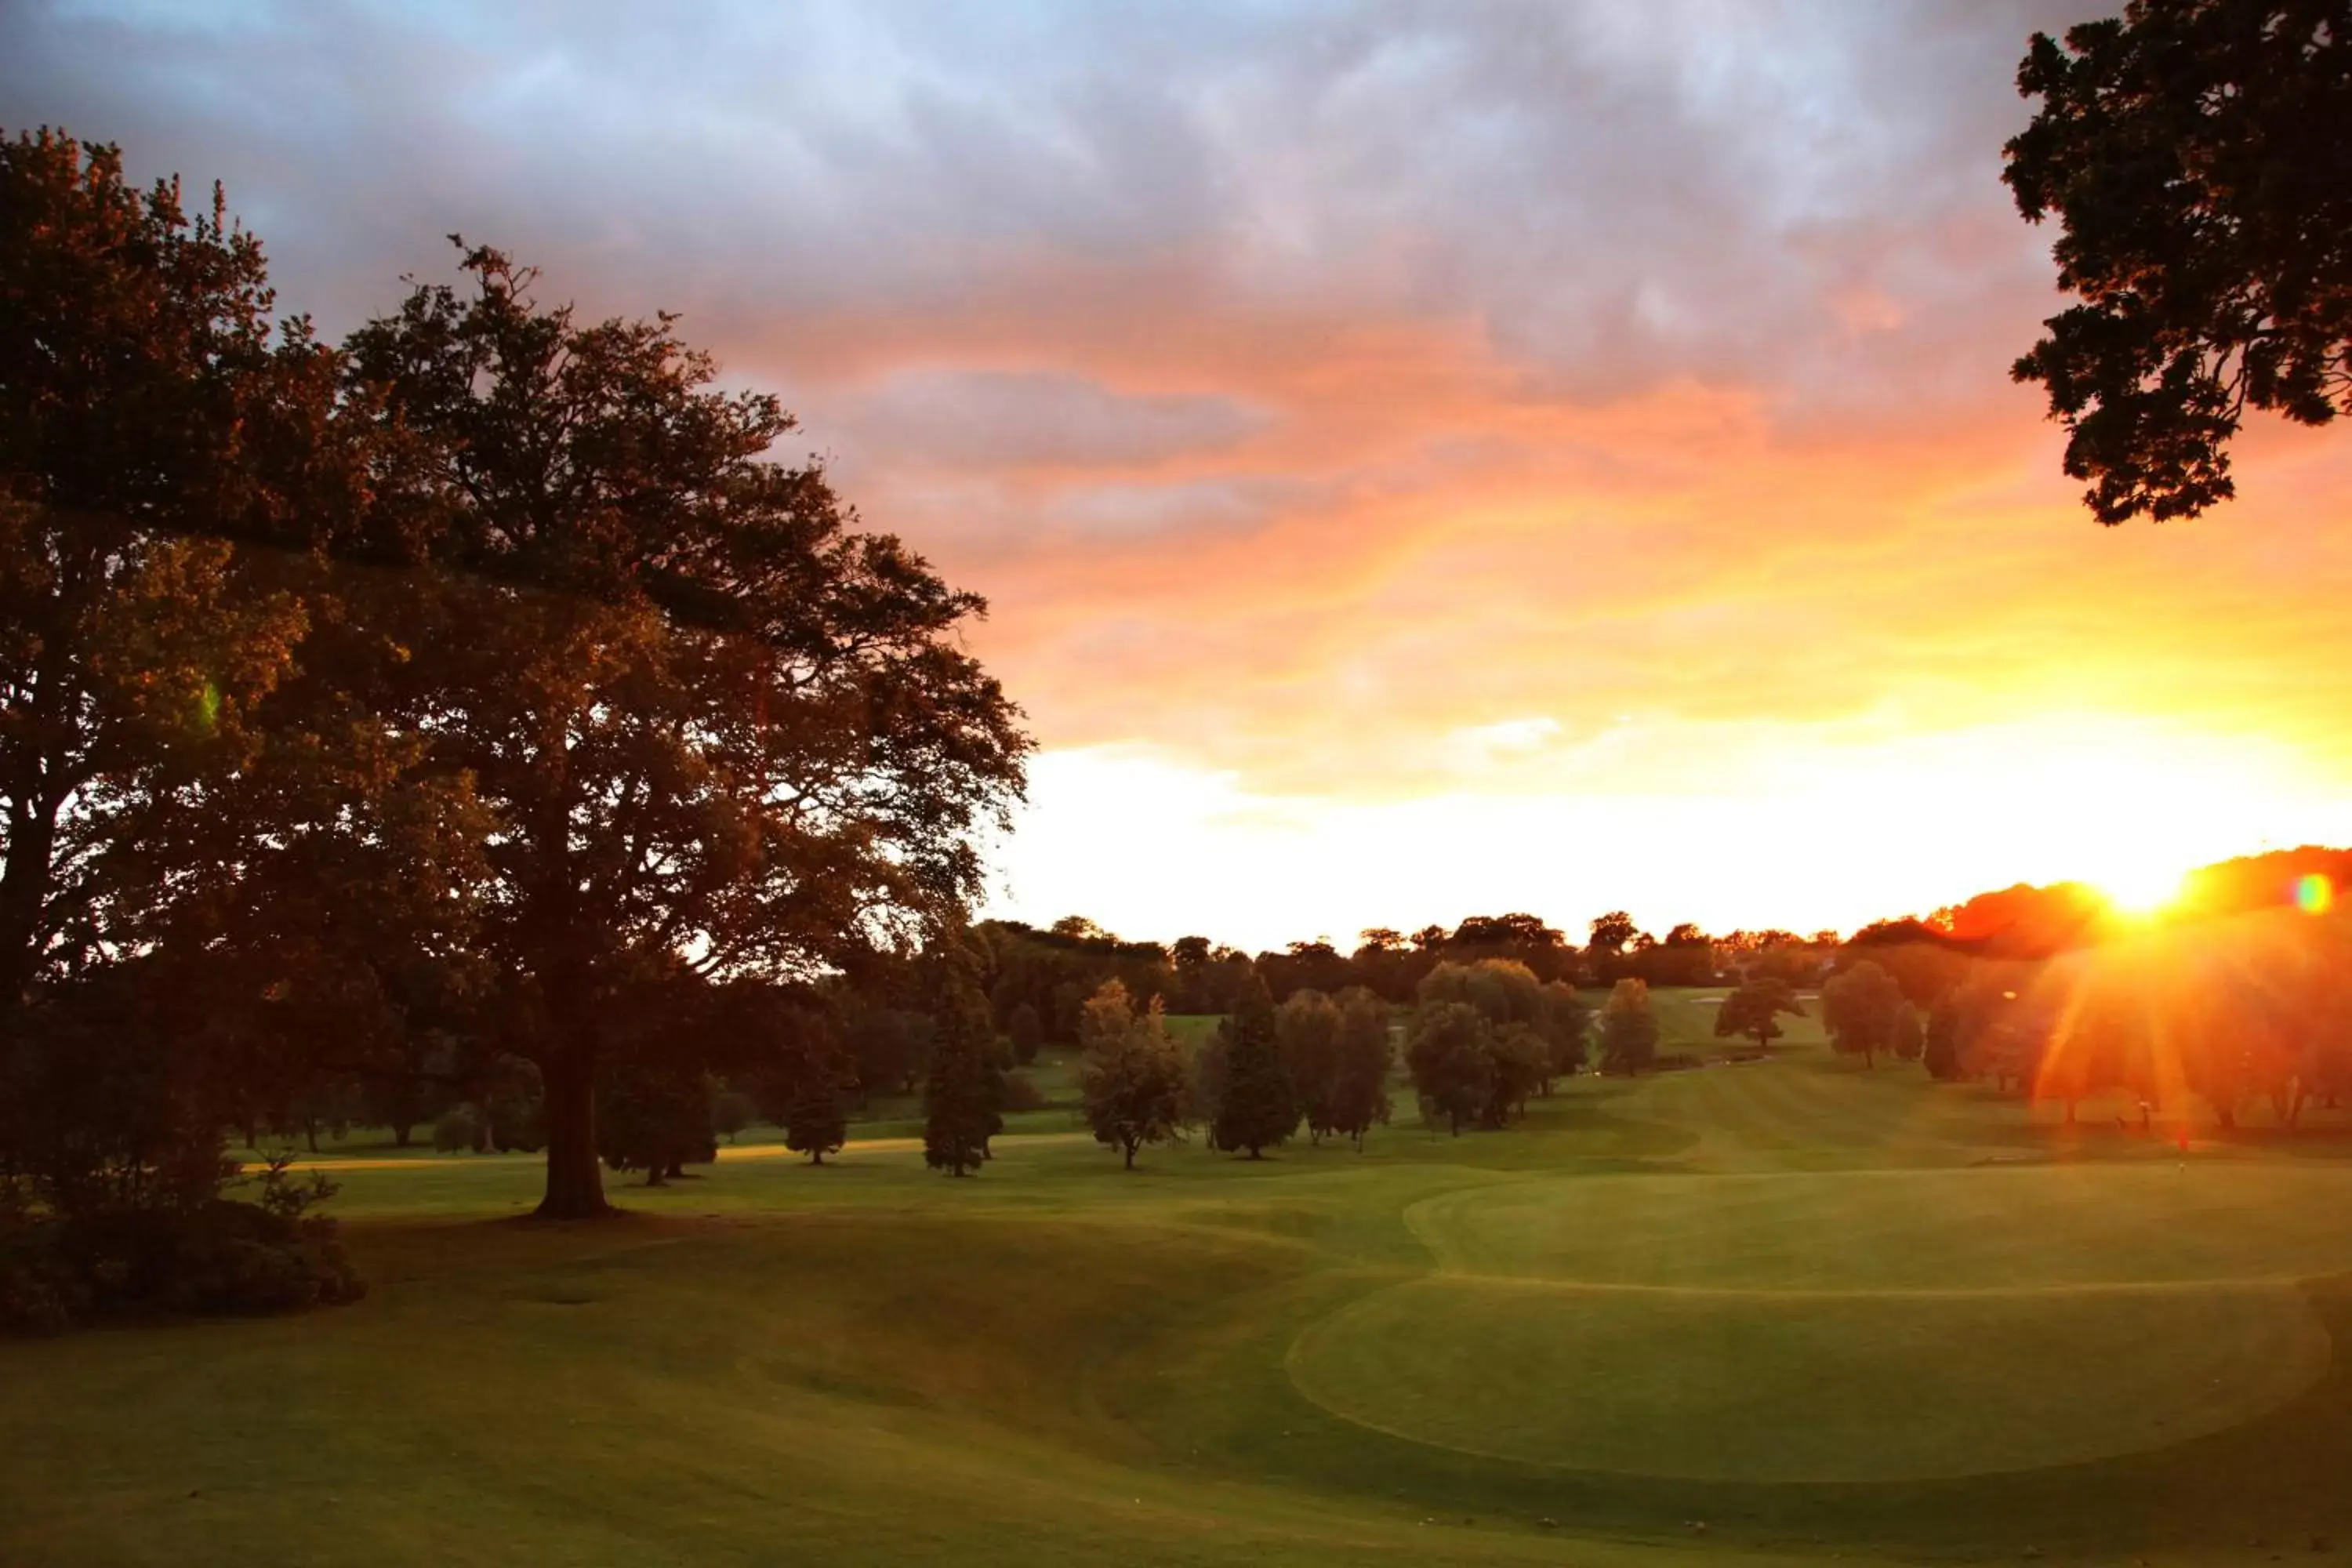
2092,862 -> 2189,916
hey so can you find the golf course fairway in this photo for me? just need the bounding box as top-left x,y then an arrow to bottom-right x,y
9,1022 -> 2352,1566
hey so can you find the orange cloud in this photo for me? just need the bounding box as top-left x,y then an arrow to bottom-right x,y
14,0 -> 2351,939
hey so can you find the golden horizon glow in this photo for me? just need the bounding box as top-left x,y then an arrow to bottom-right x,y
20,4 -> 2352,948
2092,865 -> 2190,919
985,717 -> 2352,950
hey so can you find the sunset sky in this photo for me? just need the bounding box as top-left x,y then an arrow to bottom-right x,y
13,1 -> 2352,950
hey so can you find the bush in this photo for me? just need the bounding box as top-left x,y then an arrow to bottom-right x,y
432,1102 -> 482,1152
482,1055 -> 546,1152
998,1069 -> 1049,1113
0,1169 -> 365,1337
710,1087 -> 757,1142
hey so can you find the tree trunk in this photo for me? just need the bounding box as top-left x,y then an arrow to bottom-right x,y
391,1122 -> 413,1149
305,1120 -> 320,1153
1123,1140 -> 1136,1170
0,797 -> 58,1010
535,1051 -> 612,1218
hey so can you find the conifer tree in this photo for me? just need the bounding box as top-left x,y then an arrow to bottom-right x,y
1328,988 -> 1394,1149
772,1033 -> 855,1166
1207,974 -> 1295,1158
924,971 -> 1003,1177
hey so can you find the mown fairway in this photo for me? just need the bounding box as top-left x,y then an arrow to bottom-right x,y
9,997 -> 2352,1566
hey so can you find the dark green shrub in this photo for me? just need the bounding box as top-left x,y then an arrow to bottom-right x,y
0,1167 -> 365,1336
431,1103 -> 481,1152
998,1069 -> 1048,1113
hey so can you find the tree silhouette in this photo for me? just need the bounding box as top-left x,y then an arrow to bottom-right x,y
1078,989 -> 1188,1168
2005,4 -> 2352,521
763,1027 -> 855,1166
1327,988 -> 1393,1148
1597,978 -> 1660,1075
1822,960 -> 1907,1069
1715,976 -> 1806,1054
1205,975 -> 1295,1157
1405,1002 -> 1493,1134
923,970 -> 1002,1177
1276,988 -> 1345,1141
1006,1001 -> 1044,1065
0,130 -> 474,1309
341,245 -> 1029,1216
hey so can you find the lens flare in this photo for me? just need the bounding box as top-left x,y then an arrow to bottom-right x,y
2295,873 -> 2333,915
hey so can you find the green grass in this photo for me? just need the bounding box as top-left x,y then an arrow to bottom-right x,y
13,991 -> 2352,1565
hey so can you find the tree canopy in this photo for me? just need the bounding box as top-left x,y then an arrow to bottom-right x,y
1597,978 -> 1660,1076
338,244 -> 1030,1214
1,129 -> 1031,1257
1203,975 -> 1295,1157
923,967 -> 1003,1178
1822,960 -> 1908,1069
1715,976 -> 1806,1054
2005,2 -> 2352,522
1076,982 -> 1188,1168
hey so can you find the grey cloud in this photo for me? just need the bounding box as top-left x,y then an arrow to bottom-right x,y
1044,473 -> 1330,540
1,0 -> 2089,412
838,369 -> 1268,470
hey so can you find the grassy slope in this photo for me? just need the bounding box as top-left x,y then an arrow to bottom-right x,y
11,990 -> 2352,1566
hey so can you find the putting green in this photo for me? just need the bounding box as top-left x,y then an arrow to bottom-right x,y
1408,1164 -> 2352,1289
1287,1165 -> 2352,1483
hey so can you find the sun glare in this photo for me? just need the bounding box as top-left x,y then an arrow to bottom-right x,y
2094,862 -> 2187,916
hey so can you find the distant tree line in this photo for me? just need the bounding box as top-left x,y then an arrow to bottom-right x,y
967,910 -> 1836,1033
1821,849 -> 2352,1131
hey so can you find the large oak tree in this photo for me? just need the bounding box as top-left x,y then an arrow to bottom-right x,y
343,246 -> 1029,1216
0,129 -> 473,1221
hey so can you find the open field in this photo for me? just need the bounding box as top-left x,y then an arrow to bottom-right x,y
13,993 -> 2352,1566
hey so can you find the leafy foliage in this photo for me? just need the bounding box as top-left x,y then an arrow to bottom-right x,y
1822,960 -> 1908,1069
1327,988 -> 1394,1148
1715,976 -> 1806,1054
1076,983 -> 1189,1168
923,971 -> 1003,1177
329,241 -> 1028,1215
757,1024 -> 855,1165
1891,1000 -> 1925,1064
1404,1001 -> 1493,1134
1275,988 -> 1345,1141
2005,2 -> 2352,521
1203,975 -> 1295,1157
1597,978 -> 1660,1076
1005,1000 -> 1044,1065
597,1058 -> 717,1187
1410,958 -> 1584,1125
